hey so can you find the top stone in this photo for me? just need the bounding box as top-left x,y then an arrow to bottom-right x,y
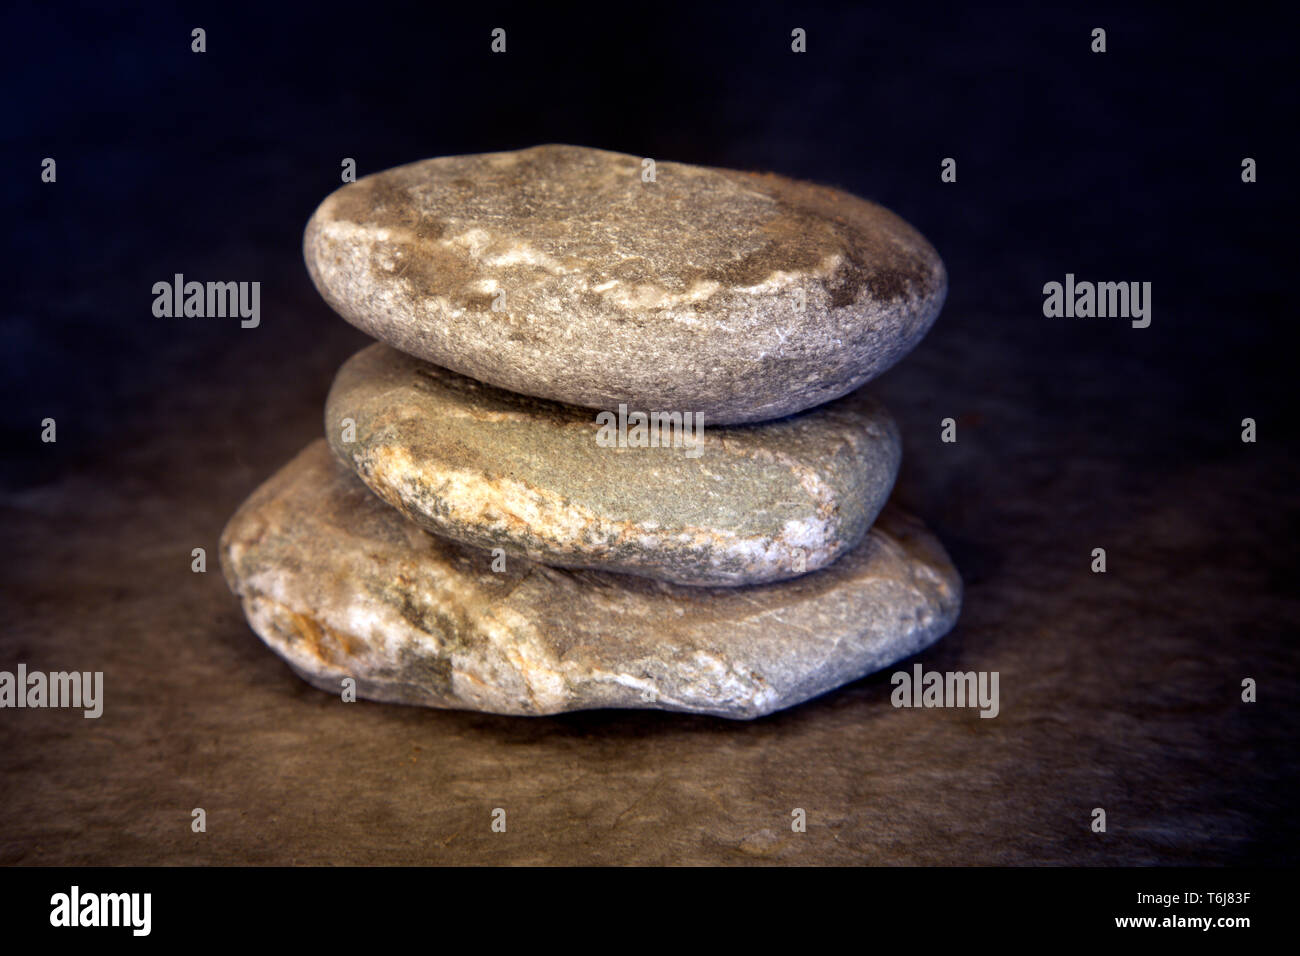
304,145 -> 947,424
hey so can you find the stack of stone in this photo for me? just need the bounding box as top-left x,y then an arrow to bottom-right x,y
220,145 -> 960,719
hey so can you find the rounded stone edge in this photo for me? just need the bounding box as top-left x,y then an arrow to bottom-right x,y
322,344 -> 904,588
301,146 -> 949,425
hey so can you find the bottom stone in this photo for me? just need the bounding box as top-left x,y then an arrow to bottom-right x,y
220,441 -> 962,719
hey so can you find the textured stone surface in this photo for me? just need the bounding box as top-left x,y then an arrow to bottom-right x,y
219,441 -> 960,719
304,144 -> 947,424
324,343 -> 901,586
5,296 -> 1295,867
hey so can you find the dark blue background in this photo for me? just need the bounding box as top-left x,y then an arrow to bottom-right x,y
2,1 -> 1293,485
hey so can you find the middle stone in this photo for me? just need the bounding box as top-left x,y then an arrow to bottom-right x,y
326,343 -> 901,587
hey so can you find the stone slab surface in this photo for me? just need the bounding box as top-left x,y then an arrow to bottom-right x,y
220,441 -> 958,719
3,310 -> 1294,864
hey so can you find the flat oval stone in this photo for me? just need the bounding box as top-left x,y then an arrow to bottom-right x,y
304,145 -> 947,424
325,343 -> 901,587
219,441 -> 962,719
